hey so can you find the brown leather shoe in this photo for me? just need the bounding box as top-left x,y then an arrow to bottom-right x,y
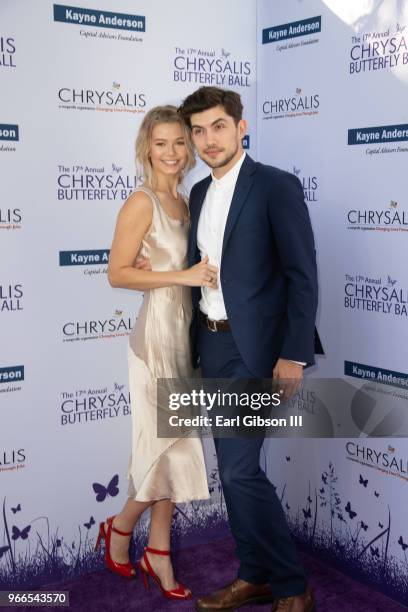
271,586 -> 316,612
195,578 -> 275,610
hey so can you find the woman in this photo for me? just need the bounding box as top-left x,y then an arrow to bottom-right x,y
97,106 -> 218,600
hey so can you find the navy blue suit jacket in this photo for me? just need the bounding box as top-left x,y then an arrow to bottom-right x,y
188,154 -> 318,378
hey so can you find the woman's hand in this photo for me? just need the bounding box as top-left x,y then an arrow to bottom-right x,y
134,255 -> 152,271
180,255 -> 218,289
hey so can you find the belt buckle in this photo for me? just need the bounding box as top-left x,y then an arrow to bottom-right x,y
207,317 -> 218,333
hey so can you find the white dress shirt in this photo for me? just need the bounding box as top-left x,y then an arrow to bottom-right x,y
196,152 -> 305,366
197,153 -> 246,320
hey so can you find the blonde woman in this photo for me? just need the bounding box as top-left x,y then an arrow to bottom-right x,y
96,106 -> 218,600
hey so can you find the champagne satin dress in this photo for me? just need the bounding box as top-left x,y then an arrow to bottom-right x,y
127,186 -> 209,503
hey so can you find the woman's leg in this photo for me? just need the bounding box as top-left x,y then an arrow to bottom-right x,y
142,500 -> 189,593
106,498 -> 151,564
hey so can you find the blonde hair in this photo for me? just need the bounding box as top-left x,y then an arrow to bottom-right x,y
135,105 -> 195,189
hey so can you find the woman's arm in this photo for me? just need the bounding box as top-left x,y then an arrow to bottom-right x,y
108,190 -> 218,291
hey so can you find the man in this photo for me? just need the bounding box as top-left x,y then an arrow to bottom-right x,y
178,87 -> 318,612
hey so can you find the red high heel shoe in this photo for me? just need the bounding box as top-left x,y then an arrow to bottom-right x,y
95,515 -> 136,578
137,546 -> 192,600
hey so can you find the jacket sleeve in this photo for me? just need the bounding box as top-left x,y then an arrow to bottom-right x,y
267,171 -> 318,365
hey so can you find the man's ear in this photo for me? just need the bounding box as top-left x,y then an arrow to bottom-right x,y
238,119 -> 248,139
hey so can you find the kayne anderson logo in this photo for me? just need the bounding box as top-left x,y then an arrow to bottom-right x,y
59,249 -> 109,278
344,273 -> 407,317
263,88 -> 319,120
348,123 -> 408,156
54,4 -> 145,32
57,162 -> 137,200
60,382 -> 130,426
0,208 -> 22,231
0,365 -> 24,395
0,448 -> 26,473
262,16 -> 321,52
345,441 -> 408,482
347,200 -> 408,233
0,124 -> 19,153
0,284 -> 23,312
349,22 -> 407,75
0,36 -> 16,68
173,46 -> 252,87
58,83 -> 146,114
62,310 -> 133,342
291,165 -> 318,203
345,360 -> 408,391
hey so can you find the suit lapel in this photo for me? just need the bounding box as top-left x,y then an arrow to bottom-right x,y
221,155 -> 256,259
188,175 -> 211,265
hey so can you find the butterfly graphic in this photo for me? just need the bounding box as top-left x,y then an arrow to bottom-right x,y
374,491 -> 380,498
359,475 -> 368,488
285,456 -> 291,462
12,525 -> 31,540
337,513 -> 345,522
114,383 -> 124,392
322,474 -> 327,484
398,535 -> 408,551
302,507 -> 312,519
56,539 -> 62,548
115,309 -> 123,317
360,521 -> 368,531
285,503 -> 290,510
379,522 -> 384,529
307,495 -> 312,504
387,276 -> 397,287
112,82 -> 121,90
84,516 -> 95,530
0,546 -> 10,559
370,546 -> 380,558
388,445 -> 395,453
92,474 -> 119,502
11,504 -> 21,514
296,87 -> 302,95
319,487 -> 325,494
112,164 -> 123,174
221,48 -> 231,58
389,200 -> 398,208
396,23 -> 406,34
345,501 -> 357,520
293,166 -> 301,176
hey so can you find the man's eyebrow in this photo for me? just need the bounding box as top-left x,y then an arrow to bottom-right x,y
191,117 -> 226,129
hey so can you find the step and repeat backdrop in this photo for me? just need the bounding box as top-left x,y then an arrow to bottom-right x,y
1,0 -> 407,605
258,0 -> 408,605
0,0 -> 256,590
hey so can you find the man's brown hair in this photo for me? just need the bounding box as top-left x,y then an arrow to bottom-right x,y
178,87 -> 243,128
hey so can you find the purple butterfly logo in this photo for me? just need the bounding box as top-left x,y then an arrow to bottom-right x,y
398,535 -> 408,551
84,516 -> 95,530
12,525 -> 31,540
92,474 -> 119,502
345,501 -> 357,520
11,504 -> 21,514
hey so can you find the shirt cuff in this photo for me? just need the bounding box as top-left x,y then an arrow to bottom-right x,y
289,360 -> 306,366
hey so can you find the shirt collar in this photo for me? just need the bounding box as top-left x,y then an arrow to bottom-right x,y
211,152 -> 246,188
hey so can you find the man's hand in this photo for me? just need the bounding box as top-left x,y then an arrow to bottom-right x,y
272,358 -> 303,402
134,255 -> 152,271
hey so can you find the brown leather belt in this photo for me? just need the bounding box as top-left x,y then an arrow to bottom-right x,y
200,310 -> 230,332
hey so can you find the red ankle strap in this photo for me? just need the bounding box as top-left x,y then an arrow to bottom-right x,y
107,516 -> 132,537
145,546 -> 170,556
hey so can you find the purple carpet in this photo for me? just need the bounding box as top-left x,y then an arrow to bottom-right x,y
20,537 -> 407,611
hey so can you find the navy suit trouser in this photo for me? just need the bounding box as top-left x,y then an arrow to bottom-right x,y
198,321 -> 308,597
